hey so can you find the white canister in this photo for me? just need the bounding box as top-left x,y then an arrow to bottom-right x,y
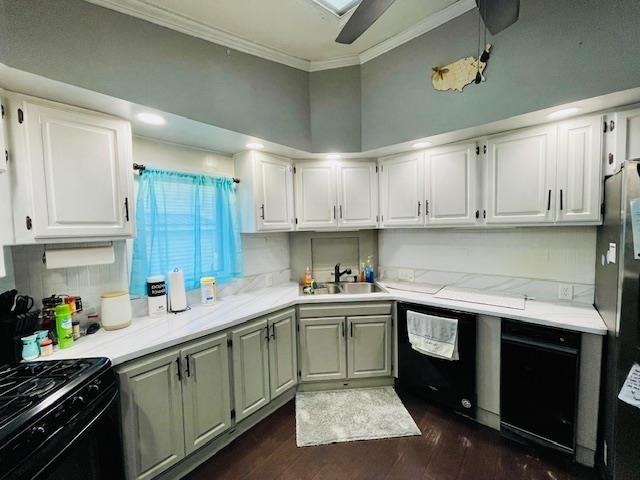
200,277 -> 216,305
146,275 -> 167,316
100,291 -> 132,330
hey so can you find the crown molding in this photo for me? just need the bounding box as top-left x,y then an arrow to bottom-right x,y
84,0 -> 475,72
85,0 -> 311,71
359,0 -> 477,64
309,55 -> 360,72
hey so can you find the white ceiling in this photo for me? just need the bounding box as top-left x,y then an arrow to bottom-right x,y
86,0 -> 475,71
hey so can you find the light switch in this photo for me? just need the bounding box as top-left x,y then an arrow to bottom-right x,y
607,242 -> 617,264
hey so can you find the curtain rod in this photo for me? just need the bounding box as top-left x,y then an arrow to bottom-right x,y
133,163 -> 240,183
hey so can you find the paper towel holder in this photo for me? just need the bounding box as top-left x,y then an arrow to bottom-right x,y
42,242 -> 116,269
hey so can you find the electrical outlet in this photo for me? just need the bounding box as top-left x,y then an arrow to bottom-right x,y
558,284 -> 573,300
398,269 -> 414,282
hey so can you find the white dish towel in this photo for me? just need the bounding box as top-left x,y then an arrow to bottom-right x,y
406,310 -> 459,361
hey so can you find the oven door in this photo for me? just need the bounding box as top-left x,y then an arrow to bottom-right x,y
25,386 -> 124,480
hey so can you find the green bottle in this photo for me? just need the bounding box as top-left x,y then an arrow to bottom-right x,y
55,304 -> 74,349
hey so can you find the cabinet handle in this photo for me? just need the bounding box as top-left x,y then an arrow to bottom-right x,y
260,204 -> 265,220
124,197 -> 130,222
417,201 -> 421,216
184,355 -> 191,378
560,189 -> 563,211
339,205 -> 343,219
176,357 -> 182,381
341,322 -> 345,337
333,205 -> 336,219
270,323 -> 276,340
350,322 -> 353,338
265,325 -> 270,342
547,190 -> 551,211
425,200 -> 429,216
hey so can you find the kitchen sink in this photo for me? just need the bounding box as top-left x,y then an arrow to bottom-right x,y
314,283 -> 342,295
340,282 -> 381,294
308,282 -> 381,295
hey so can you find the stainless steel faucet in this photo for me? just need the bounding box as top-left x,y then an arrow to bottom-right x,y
334,263 -> 352,283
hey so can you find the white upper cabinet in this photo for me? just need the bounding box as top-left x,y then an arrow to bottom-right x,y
234,151 -> 294,233
379,152 -> 424,227
7,94 -> 134,242
0,94 -> 6,174
556,116 -> 603,223
425,142 -> 479,226
337,161 -> 378,228
294,161 -> 338,230
485,125 -> 557,224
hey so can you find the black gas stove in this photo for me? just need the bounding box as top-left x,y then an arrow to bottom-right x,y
0,358 -> 124,480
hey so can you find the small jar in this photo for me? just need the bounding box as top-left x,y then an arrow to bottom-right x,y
40,338 -> 53,356
200,277 -> 216,306
72,320 -> 80,340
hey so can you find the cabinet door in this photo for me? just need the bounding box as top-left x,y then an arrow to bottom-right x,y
556,116 -> 603,223
181,334 -> 231,455
299,316 -> 347,382
0,95 -> 6,174
379,152 -> 424,227
294,161 -> 337,230
268,309 -> 298,399
254,153 -> 295,231
337,161 -> 378,228
231,318 -> 271,422
118,349 -> 185,480
485,125 -> 557,224
347,315 -> 392,379
23,101 -> 134,238
425,143 -> 479,226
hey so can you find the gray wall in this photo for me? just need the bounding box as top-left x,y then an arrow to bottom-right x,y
361,0 -> 640,149
2,0 -> 640,153
310,66 -> 361,152
0,0 -> 311,151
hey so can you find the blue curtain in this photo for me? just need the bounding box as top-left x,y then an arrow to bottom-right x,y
130,168 -> 242,296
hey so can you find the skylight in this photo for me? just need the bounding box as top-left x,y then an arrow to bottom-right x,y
313,0 -> 361,16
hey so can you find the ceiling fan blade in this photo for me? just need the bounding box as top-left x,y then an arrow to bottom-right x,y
476,0 -> 520,35
335,0 -> 395,44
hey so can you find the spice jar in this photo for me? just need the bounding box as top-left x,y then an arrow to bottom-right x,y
72,320 -> 80,340
40,338 -> 53,356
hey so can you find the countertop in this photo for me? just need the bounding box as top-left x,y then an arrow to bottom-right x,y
42,282 -> 607,366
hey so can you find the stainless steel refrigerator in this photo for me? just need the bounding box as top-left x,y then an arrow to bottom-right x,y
595,159 -> 640,479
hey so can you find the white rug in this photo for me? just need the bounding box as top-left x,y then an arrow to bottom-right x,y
295,387 -> 421,447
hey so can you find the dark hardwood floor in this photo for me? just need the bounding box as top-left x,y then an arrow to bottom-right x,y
185,391 -> 599,480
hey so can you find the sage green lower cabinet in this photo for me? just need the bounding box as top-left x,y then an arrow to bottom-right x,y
118,349 -> 186,480
347,315 -> 392,378
232,318 -> 271,421
268,308 -> 298,399
299,316 -> 347,381
182,334 -> 232,455
118,333 -> 232,480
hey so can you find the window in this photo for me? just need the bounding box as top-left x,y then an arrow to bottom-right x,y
312,0 -> 361,16
130,168 -> 242,296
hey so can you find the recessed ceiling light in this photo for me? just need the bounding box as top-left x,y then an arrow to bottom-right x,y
246,142 -> 264,150
135,112 -> 166,125
326,153 -> 341,159
412,141 -> 432,149
547,107 -> 582,120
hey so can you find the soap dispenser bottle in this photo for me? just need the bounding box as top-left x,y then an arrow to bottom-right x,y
303,266 -> 312,287
365,256 -> 375,283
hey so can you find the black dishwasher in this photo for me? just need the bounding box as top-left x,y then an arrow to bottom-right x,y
500,320 -> 580,454
396,303 -> 477,418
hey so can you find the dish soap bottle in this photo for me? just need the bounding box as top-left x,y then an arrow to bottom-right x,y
365,256 -> 375,283
55,304 -> 74,349
303,266 -> 313,287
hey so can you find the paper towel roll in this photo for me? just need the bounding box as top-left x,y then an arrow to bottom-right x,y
168,268 -> 188,312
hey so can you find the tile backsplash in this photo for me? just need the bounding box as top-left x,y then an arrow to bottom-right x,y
9,232 -> 292,318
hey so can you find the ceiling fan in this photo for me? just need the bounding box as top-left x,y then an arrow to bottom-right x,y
335,0 -> 520,45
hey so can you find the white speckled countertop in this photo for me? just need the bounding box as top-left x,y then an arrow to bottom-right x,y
42,282 -> 606,366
